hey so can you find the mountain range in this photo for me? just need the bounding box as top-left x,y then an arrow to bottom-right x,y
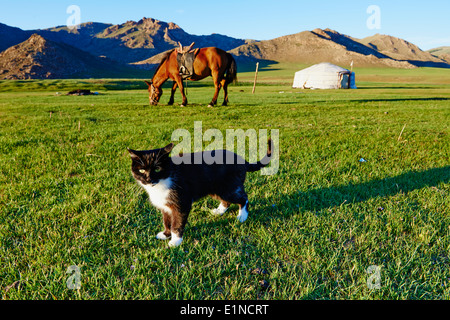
0,17 -> 448,79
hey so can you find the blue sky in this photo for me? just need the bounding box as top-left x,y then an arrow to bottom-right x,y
1,0 -> 449,50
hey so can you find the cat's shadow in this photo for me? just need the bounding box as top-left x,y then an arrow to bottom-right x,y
131,166 -> 449,246
253,165 -> 450,222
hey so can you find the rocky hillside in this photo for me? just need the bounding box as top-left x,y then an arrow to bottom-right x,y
98,18 -> 248,50
428,46 -> 450,63
0,23 -> 31,52
0,34 -> 145,79
32,18 -> 249,64
359,34 -> 447,67
229,28 -> 416,68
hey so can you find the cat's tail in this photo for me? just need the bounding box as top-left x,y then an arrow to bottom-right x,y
245,139 -> 273,172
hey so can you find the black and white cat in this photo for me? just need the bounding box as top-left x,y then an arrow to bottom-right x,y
128,140 -> 272,247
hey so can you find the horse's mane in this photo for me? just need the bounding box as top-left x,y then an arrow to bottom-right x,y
153,49 -> 175,78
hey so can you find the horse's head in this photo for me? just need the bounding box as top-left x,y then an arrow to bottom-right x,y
177,42 -> 195,54
145,80 -> 162,106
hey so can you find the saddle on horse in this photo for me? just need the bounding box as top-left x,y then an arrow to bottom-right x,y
176,42 -> 197,79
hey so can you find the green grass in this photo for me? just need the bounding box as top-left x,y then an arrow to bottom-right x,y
0,66 -> 449,300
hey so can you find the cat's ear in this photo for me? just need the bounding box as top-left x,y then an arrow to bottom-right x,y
127,148 -> 141,160
163,143 -> 174,154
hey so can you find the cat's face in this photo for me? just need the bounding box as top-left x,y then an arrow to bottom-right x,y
128,143 -> 174,186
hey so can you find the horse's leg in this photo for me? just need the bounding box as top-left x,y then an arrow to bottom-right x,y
168,81 -> 177,105
175,77 -> 188,107
208,71 -> 222,108
221,79 -> 229,106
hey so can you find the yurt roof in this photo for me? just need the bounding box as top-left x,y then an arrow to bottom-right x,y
296,62 -> 351,74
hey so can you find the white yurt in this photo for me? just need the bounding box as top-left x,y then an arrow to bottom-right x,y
292,62 -> 357,89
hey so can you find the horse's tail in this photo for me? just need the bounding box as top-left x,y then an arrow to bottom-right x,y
225,53 -> 238,84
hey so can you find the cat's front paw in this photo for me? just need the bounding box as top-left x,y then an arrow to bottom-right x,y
211,203 -> 228,216
156,232 -> 171,240
237,201 -> 249,223
237,212 -> 248,223
168,233 -> 183,247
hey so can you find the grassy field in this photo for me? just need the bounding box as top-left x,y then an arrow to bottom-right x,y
0,66 -> 449,300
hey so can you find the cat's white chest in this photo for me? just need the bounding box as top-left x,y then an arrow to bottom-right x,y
140,178 -> 173,214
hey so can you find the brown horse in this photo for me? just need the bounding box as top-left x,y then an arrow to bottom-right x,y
145,46 -> 237,107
